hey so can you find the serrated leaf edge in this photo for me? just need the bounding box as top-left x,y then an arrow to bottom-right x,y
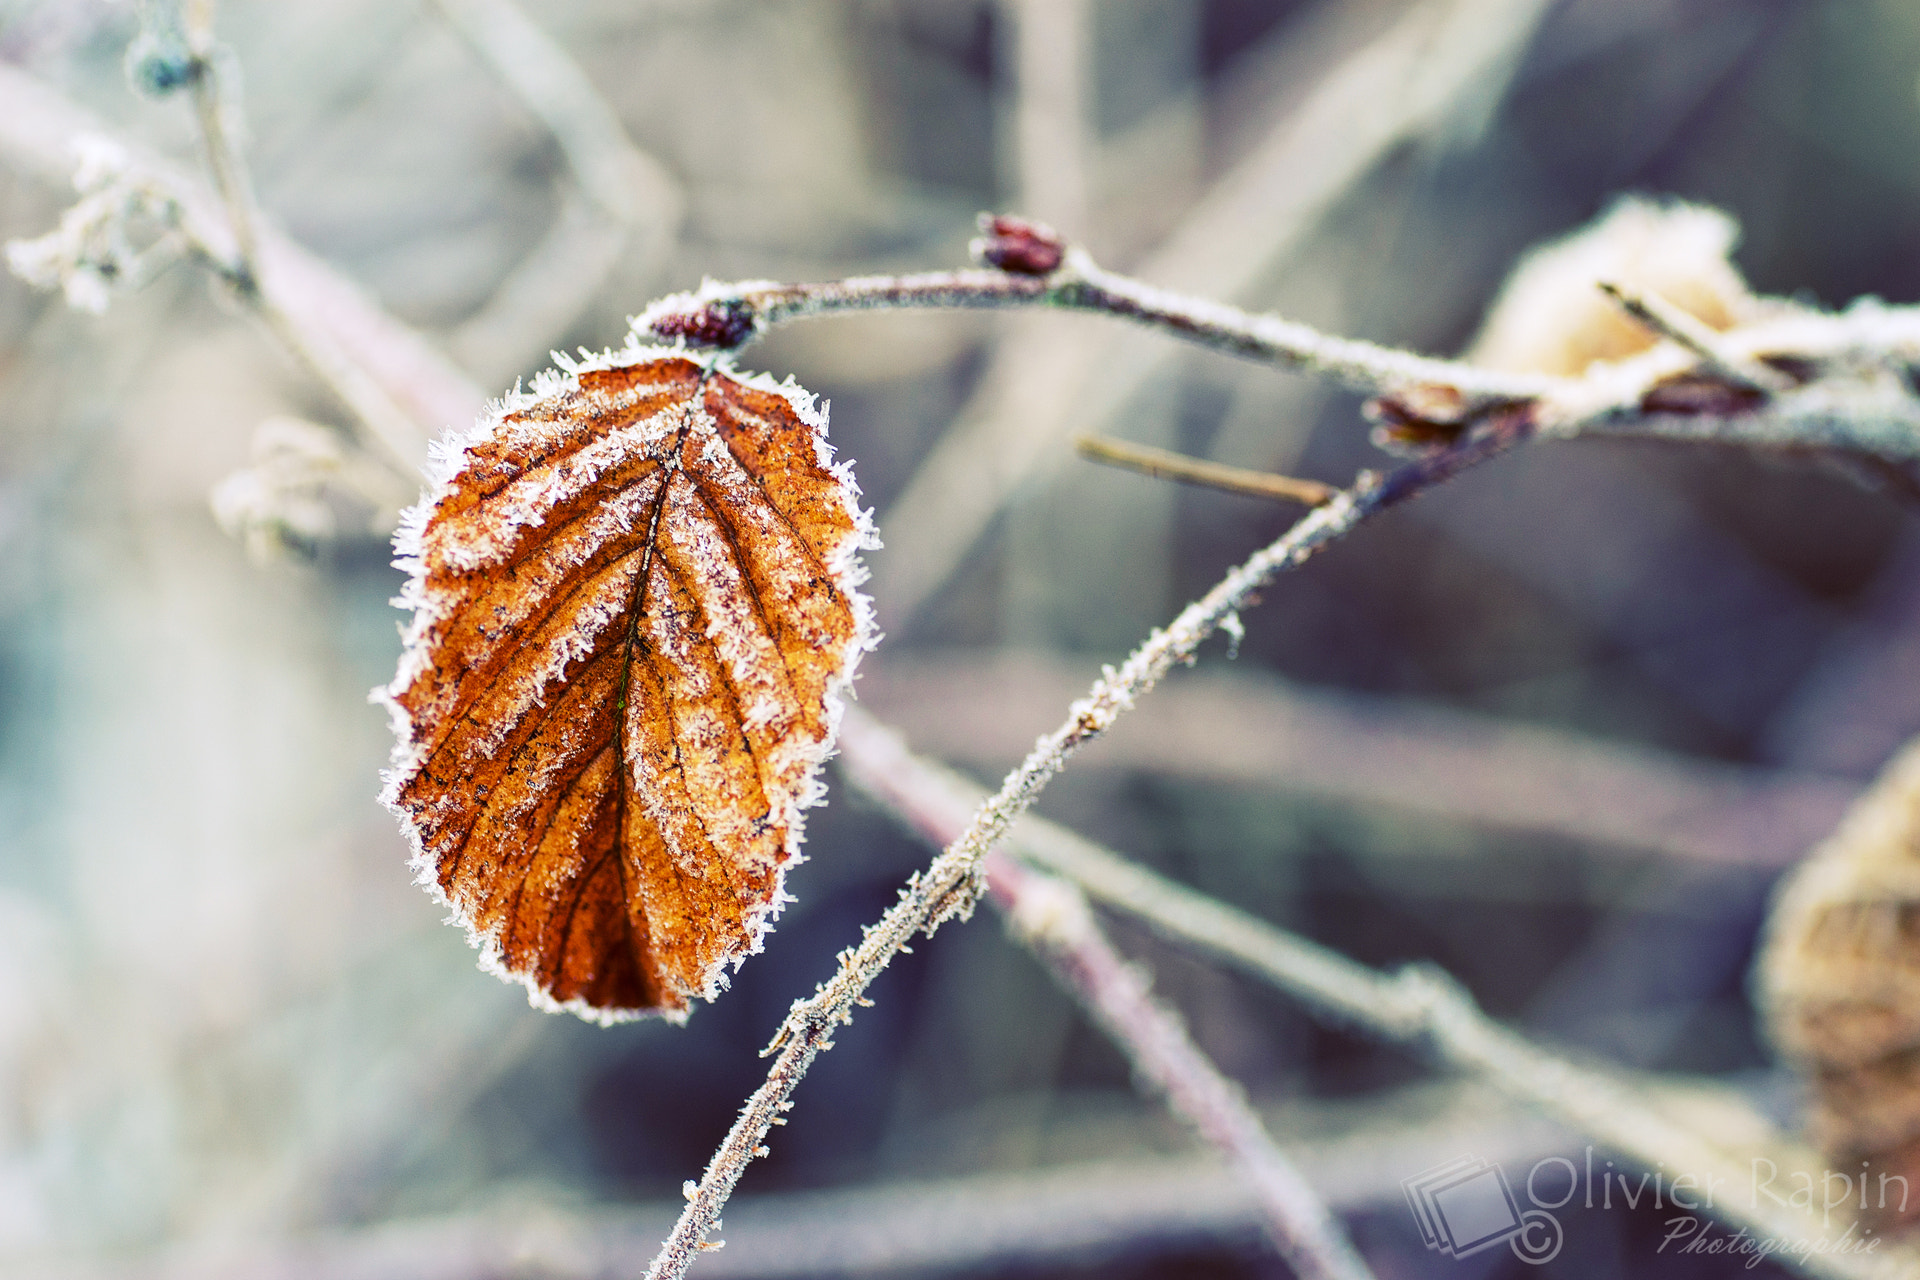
373,337 -> 880,1024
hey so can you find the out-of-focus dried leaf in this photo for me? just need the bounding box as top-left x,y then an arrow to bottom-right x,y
1758,736 -> 1920,1224
379,348 -> 876,1022
1467,197 -> 1768,376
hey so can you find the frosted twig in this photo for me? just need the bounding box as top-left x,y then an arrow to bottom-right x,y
0,66 -> 479,466
638,250 -> 1560,404
182,53 -> 260,293
864,0 -> 1558,629
986,850 -> 1374,1280
641,409 -> 1534,1280
833,712 -> 1914,1280
640,226 -> 1920,479
1076,434 -> 1335,506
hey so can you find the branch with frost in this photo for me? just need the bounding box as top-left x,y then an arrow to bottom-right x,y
641,404 -> 1534,1280
639,215 -> 1920,480
985,849 -> 1373,1280
0,65 -> 477,479
643,197 -> 1920,1279
834,710 -> 1919,1280
3,136 -> 189,313
3,123 -> 415,504
3,64 -> 487,438
640,216 -> 1558,403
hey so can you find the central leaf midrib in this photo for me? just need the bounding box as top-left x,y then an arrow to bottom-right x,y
609,401 -> 701,996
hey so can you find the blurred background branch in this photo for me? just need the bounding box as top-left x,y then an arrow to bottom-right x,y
838,708 -> 1920,1280
987,850 -> 1376,1280
429,0 -> 684,380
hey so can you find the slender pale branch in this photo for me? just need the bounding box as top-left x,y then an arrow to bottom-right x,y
1005,0 -> 1091,239
833,711 -> 1917,1280
989,853 -> 1375,1280
1076,433 -> 1335,506
240,291 -> 437,484
641,410 -> 1535,1280
186,55 -> 260,289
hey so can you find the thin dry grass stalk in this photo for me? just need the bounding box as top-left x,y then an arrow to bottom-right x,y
1074,433 -> 1335,506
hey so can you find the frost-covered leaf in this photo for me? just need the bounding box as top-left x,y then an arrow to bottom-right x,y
379,347 -> 875,1022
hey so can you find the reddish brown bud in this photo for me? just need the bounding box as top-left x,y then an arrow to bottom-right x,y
650,298 -> 756,349
977,214 -> 1065,276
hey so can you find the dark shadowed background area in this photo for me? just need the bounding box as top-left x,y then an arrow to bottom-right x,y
0,0 -> 1918,1277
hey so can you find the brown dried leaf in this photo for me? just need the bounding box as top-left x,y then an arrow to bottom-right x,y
379,345 -> 876,1022
1760,735 -> 1920,1200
